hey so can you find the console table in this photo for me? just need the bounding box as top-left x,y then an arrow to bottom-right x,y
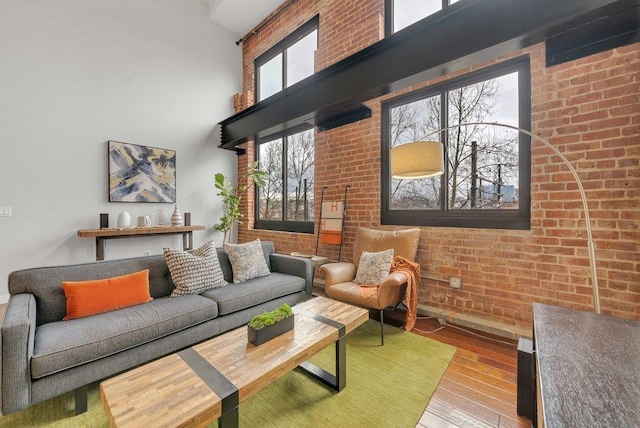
533,303 -> 640,427
78,225 -> 205,260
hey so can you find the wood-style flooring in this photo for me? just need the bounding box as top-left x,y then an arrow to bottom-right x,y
384,309 -> 532,428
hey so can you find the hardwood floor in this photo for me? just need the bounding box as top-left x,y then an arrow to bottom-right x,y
384,309 -> 532,428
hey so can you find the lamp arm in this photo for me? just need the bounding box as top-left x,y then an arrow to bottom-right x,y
424,122 -> 600,313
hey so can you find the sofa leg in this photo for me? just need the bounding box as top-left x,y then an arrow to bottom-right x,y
380,309 -> 384,346
75,385 -> 88,415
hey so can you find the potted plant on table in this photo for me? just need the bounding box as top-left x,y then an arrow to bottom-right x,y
247,304 -> 294,346
214,161 -> 268,243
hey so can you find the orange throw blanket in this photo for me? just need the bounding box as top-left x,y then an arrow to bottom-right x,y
359,256 -> 420,331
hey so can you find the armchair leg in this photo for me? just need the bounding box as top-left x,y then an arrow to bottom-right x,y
380,309 -> 384,346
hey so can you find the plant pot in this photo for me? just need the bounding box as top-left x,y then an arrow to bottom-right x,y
248,314 -> 294,346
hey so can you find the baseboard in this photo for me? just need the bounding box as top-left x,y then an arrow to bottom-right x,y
417,304 -> 532,340
0,294 -> 9,305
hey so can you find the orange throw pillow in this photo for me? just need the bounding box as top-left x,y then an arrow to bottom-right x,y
62,269 -> 152,320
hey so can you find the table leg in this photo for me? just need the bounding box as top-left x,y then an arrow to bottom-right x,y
218,407 -> 239,428
297,327 -> 346,391
335,333 -> 346,391
183,231 -> 193,250
96,238 -> 105,261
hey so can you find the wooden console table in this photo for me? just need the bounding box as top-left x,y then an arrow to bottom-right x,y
533,303 -> 640,427
78,225 -> 205,260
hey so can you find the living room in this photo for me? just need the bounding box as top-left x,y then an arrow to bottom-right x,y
1,0 -> 638,427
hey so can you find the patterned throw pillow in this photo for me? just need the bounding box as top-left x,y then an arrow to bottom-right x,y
223,239 -> 271,283
164,241 -> 227,297
353,249 -> 395,285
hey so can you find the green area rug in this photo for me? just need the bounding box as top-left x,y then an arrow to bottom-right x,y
0,320 -> 455,428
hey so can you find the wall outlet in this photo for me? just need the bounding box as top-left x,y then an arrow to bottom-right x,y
449,276 -> 462,289
0,207 -> 11,217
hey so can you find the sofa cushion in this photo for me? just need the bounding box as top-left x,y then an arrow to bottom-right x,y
31,295 -> 218,379
164,241 -> 227,297
62,269 -> 153,320
223,239 -> 271,283
201,272 -> 305,316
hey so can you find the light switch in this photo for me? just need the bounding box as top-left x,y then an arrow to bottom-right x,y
0,207 -> 12,217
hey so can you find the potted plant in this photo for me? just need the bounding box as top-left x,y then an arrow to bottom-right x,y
214,161 -> 268,243
247,304 -> 294,346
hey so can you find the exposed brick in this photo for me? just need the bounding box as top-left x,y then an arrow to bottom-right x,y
233,2 -> 640,328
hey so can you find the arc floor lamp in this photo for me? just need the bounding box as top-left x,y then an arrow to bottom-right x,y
390,122 -> 601,314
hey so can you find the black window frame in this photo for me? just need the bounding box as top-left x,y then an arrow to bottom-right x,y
254,124 -> 315,234
254,15 -> 319,103
381,56 -> 532,230
384,0 -> 461,36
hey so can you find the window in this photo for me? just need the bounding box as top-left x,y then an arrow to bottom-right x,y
385,0 -> 460,35
255,126 -> 315,233
255,16 -> 318,102
381,57 -> 531,229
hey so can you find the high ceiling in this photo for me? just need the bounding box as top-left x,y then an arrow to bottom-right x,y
204,0 -> 284,39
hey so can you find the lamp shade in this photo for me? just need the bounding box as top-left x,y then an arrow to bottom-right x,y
390,140 -> 444,179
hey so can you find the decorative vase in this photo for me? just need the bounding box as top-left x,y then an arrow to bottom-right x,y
116,211 -> 131,229
137,216 -> 152,227
248,315 -> 294,346
155,209 -> 165,226
171,204 -> 183,226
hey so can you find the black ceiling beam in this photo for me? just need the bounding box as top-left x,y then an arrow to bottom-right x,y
218,0 -> 634,150
546,0 -> 640,66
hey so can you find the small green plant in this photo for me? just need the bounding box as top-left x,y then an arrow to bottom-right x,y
248,304 -> 293,330
214,161 -> 268,243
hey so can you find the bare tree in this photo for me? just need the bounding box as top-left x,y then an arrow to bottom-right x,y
389,76 -> 520,210
258,129 -> 315,221
447,79 -> 500,209
390,97 -> 441,209
287,130 -> 314,220
259,140 -> 283,220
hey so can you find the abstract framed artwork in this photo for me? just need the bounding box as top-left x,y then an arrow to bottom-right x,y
108,141 -> 176,203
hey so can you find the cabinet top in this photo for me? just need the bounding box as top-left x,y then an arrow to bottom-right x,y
533,303 -> 640,427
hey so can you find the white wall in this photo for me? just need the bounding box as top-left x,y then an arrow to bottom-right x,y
0,0 -> 241,302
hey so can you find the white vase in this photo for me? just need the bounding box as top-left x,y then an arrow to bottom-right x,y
117,211 -> 131,229
171,204 -> 183,226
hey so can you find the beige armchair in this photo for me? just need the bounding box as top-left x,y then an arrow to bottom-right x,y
322,227 -> 420,345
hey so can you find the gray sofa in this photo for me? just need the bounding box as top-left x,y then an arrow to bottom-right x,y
1,241 -> 312,415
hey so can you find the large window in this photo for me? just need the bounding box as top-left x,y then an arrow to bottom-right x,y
255,16 -> 318,102
386,0 -> 460,34
255,126 -> 315,233
381,58 -> 531,229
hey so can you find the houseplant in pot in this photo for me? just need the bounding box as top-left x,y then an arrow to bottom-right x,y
247,304 -> 294,346
214,161 -> 268,243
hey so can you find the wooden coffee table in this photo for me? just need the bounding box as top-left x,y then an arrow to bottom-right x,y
100,297 -> 368,427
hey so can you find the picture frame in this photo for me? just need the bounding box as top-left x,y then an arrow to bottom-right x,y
108,141 -> 176,203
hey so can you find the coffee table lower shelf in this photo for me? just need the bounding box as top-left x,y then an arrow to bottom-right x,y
100,297 -> 368,427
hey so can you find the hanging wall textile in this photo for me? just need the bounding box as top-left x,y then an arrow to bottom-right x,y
320,201 -> 343,244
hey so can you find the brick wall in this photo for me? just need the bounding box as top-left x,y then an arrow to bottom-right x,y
232,0 -> 640,330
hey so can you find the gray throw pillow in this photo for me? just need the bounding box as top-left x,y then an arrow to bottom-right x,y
353,249 -> 395,285
164,241 -> 227,297
223,239 -> 271,283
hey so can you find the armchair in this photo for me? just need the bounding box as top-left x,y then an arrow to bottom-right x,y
322,227 -> 420,344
